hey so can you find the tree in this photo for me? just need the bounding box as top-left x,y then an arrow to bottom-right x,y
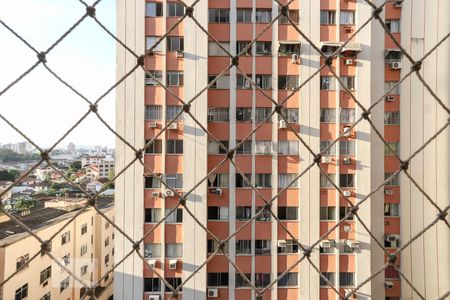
69,161 -> 82,172
0,169 -> 19,181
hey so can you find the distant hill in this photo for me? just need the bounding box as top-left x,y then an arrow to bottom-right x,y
0,148 -> 40,162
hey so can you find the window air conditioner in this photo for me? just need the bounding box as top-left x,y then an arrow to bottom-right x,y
385,281 -> 394,288
343,157 -> 352,165
319,240 -> 331,248
214,188 -> 223,196
385,235 -> 398,242
149,121 -> 157,128
390,62 -> 401,70
277,240 -> 287,248
321,156 -> 332,163
152,191 -> 160,198
165,190 -> 175,197
393,0 -> 403,8
169,259 -> 177,269
344,59 -> 354,66
343,191 -> 352,197
279,120 -> 287,129
148,295 -> 160,300
385,189 -> 394,195
168,123 -> 178,130
208,288 -> 218,298
385,95 -> 396,102
345,239 -> 360,249
343,126 -> 352,137
291,53 -> 299,64
147,259 -> 156,268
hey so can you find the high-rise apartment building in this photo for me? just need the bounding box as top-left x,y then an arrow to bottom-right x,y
115,0 -> 449,299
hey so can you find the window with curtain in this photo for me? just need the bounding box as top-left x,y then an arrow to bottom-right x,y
237,41 -> 252,55
145,139 -> 162,154
209,75 -> 230,89
165,208 -> 183,223
166,105 -> 183,120
340,76 -> 356,90
236,107 -> 252,121
255,173 -> 271,188
236,206 -> 252,220
340,108 -> 356,123
208,42 -> 230,56
145,105 -> 162,120
165,243 -> 183,258
208,9 -> 230,23
144,243 -> 161,258
320,272 -> 336,286
145,70 -> 163,86
146,2 -> 163,17
320,206 -> 336,220
255,273 -> 271,287
339,140 -> 355,155
386,19 -> 401,33
278,206 -> 298,220
207,140 -> 229,154
236,140 -> 252,154
320,140 -> 336,155
237,8 -> 252,23
385,111 -> 400,125
279,9 -> 299,24
167,36 -> 184,52
146,36 -> 163,52
255,141 -> 272,154
255,75 -> 272,89
339,272 -> 355,286
279,108 -> 299,123
255,107 -> 272,122
320,76 -> 336,90
167,2 -> 184,17
255,42 -> 272,55
278,174 -> 298,188
207,206 -> 229,220
208,173 -> 229,187
384,203 -> 400,216
236,75 -> 252,89
255,240 -> 271,255
320,108 -> 336,123
320,10 -> 336,25
340,10 -> 355,25
145,176 -> 162,189
208,108 -> 230,122
320,173 -> 336,188
236,240 -> 251,255
145,208 -> 162,223
166,72 -> 184,86
277,273 -> 298,286
278,75 -> 299,89
339,174 -> 354,187
278,140 -> 299,155
165,174 -> 183,188
255,9 -> 271,23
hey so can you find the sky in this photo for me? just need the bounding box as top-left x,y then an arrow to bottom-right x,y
0,0 -> 116,148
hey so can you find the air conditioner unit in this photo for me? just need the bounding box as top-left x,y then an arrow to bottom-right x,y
165,190 -> 175,197
148,295 -> 160,300
168,123 -> 178,130
385,281 -> 394,288
343,191 -> 352,197
149,121 -> 157,128
344,59 -> 354,66
390,62 -> 401,70
177,50 -> 184,57
385,189 -> 394,195
346,239 -> 360,249
151,191 -> 160,198
321,156 -> 332,163
147,259 -> 156,268
385,95 -> 396,102
343,126 -> 352,137
279,120 -> 287,129
277,240 -> 287,248
320,240 -> 331,248
214,188 -> 223,196
385,235 -> 398,242
343,157 -> 352,165
344,26 -> 353,33
208,288 -> 219,298
393,0 -> 403,8
291,54 -> 299,64
169,259 -> 177,269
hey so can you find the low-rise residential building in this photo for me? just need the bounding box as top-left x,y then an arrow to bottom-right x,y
0,197 -> 114,300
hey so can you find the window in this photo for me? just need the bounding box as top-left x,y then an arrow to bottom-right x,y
320,76 -> 336,90
340,108 -> 356,123
166,140 -> 183,154
278,272 -> 298,286
60,276 -> 70,293
61,231 -> 70,245
320,173 -> 336,188
340,174 -> 354,188
146,2 -> 163,17
146,36 -> 163,52
236,240 -> 252,255
166,72 -> 183,86
255,173 -> 271,188
385,172 -> 399,186
280,108 -> 299,123
80,264 -> 88,275
320,108 -> 336,123
340,272 -> 355,286
278,43 -> 301,56
279,173 -> 298,188
15,283 -> 28,300
145,70 -> 163,86
167,2 -> 184,17
255,108 -> 272,122
320,240 -> 336,254
278,75 -> 299,90
145,175 -> 161,188
385,265 -> 400,279
80,223 -> 88,235
340,206 -> 354,220
320,272 -> 336,286
255,273 -> 271,287
145,208 -> 162,223
165,174 -> 183,188
236,273 -> 251,287
165,278 -> 182,291
165,208 -> 183,223
385,111 -> 400,125
166,243 -> 183,258
255,141 -> 272,154
385,81 -> 400,95
209,75 -> 230,89
320,10 -> 336,25
236,206 -> 252,220
255,75 -> 272,89
255,206 -> 271,221
208,108 -> 229,122
40,292 -> 51,300
237,41 -> 252,55
167,36 -> 184,52
278,206 -> 298,220
340,140 -> 355,155
279,9 -> 299,24
144,277 -> 161,292
208,206 -> 229,220
62,254 -> 70,266
255,240 -> 271,255
255,9 -> 271,23
236,107 -> 252,121
144,243 -> 161,258
384,203 -> 400,216
145,105 -> 162,121
40,266 -> 52,284
278,141 -> 299,155
145,140 -> 162,154
208,42 -> 230,56
236,75 -> 252,89
340,76 -> 355,90
207,273 -> 229,287
16,254 -> 29,270
386,19 -> 401,33
208,173 -> 229,187
105,254 -> 110,265
320,140 -> 336,155
385,50 -> 402,62
236,140 -> 252,154
340,11 -> 355,25
235,173 -> 251,188
80,244 -> 88,256
385,142 -> 400,156
208,140 -> 229,154
278,239 -> 299,254
207,239 -> 229,254
209,9 -> 229,23
256,42 -> 271,55
167,105 -> 183,120
320,206 -> 336,220
237,9 -> 252,23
